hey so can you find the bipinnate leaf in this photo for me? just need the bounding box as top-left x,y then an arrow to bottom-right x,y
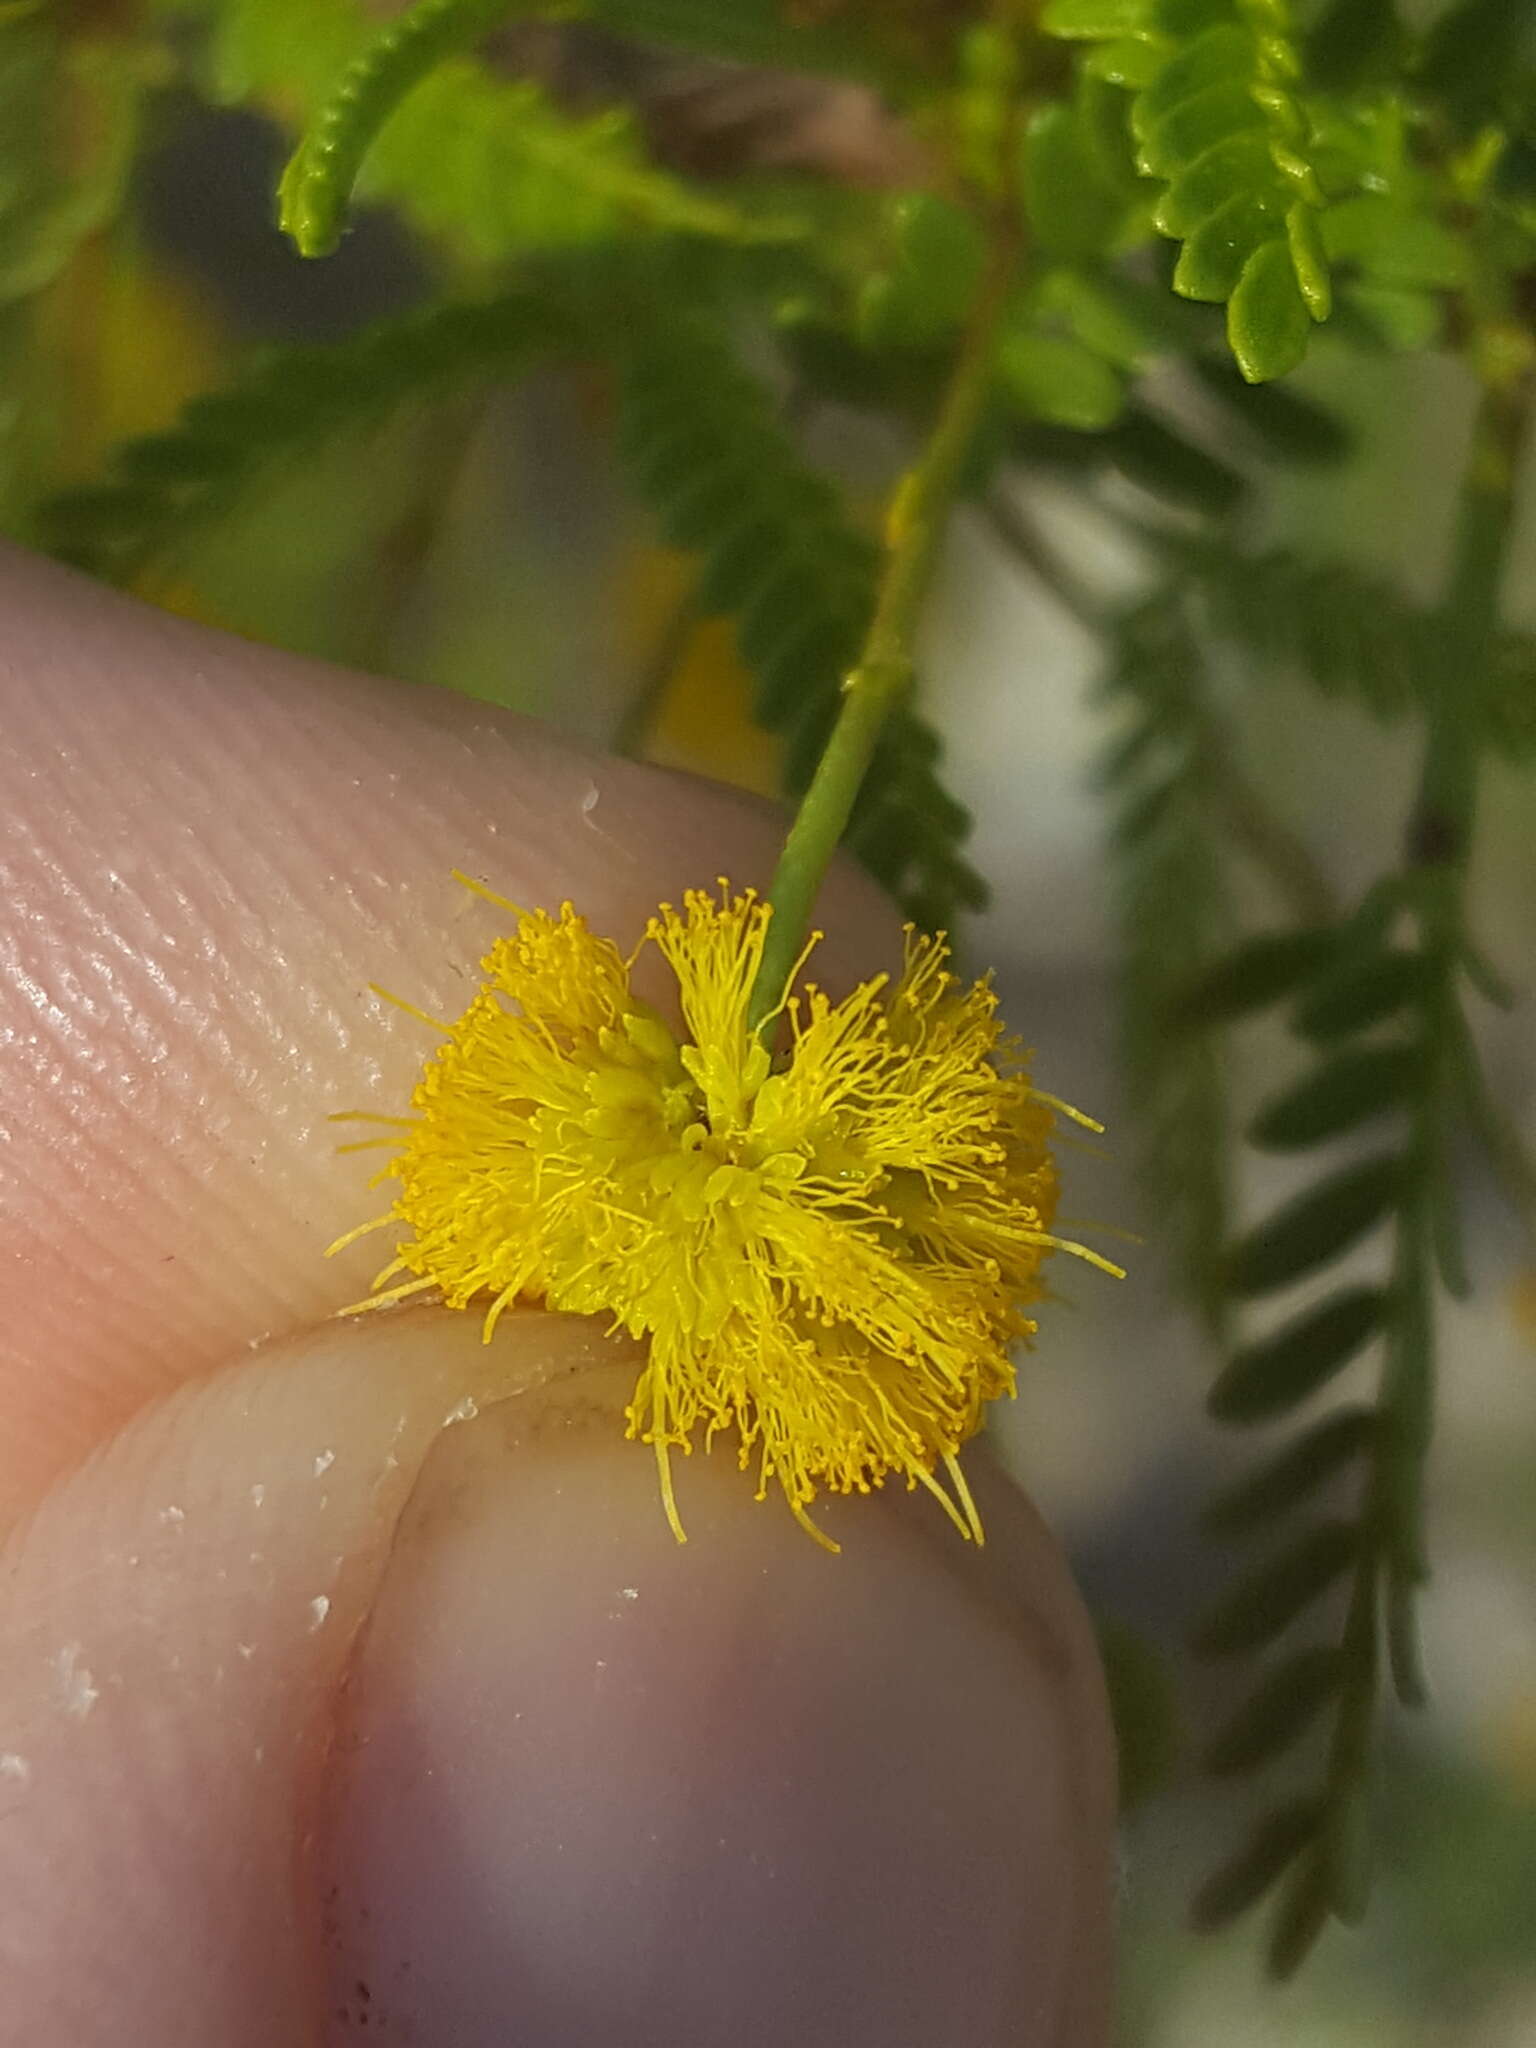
1225,1158 -> 1400,1297
1194,1520 -> 1358,1656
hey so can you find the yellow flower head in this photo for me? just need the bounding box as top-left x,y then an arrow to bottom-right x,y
334,884 -> 1115,1549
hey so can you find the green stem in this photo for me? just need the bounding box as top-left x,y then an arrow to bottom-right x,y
1381,364 -> 1533,1677
1409,372 -> 1530,868
747,229 -> 1020,1028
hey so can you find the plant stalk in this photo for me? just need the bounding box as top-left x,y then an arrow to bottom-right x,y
1379,360 -> 1533,1622
747,229 -> 1019,1028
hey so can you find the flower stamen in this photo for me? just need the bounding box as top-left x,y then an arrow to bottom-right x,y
333,885 -> 1116,1542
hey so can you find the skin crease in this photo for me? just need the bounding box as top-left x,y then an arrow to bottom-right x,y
0,539 -> 1115,2045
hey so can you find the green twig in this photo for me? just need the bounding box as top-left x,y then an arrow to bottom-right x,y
747,226 -> 1021,1026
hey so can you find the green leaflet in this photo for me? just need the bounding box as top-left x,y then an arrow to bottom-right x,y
1177,926 -> 1340,1024
1095,405 -> 1247,510
1190,1797 -> 1323,1930
1207,1286 -> 1387,1422
1203,1645 -> 1346,1772
1322,195 -> 1469,289
1248,1043 -> 1419,1150
1156,129 -> 1274,236
997,329 -> 1126,429
1225,1155 -> 1401,1296
1193,1518 -> 1359,1655
1293,948 -> 1424,1039
1005,87 -> 1150,427
1343,282 -> 1444,352
1324,1782 -> 1374,1926
1228,233 -> 1312,380
858,193 -> 985,350
1023,101 -> 1131,261
1189,360 -> 1351,461
1043,0 -> 1336,380
1202,1404 -> 1376,1531
1042,0 -> 1153,34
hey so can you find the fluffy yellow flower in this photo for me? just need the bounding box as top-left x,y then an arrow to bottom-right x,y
333,883 -> 1114,1548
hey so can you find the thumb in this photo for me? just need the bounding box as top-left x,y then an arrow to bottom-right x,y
0,1306 -> 1114,2048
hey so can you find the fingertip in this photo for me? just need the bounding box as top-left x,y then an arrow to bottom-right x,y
317,1367 -> 1114,2047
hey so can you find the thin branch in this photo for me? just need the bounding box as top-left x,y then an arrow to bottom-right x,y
748,203 -> 1023,1026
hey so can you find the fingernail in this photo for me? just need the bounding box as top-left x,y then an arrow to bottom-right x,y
315,1356 -> 1113,2047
